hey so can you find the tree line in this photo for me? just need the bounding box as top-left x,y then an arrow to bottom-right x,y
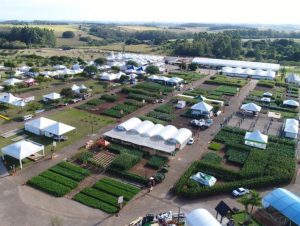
0,26 -> 56,49
223,29 -> 300,39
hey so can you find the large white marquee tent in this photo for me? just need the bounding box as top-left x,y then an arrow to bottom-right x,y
1,140 -> 44,169
186,209 -> 221,226
284,118 -> 299,139
244,130 -> 268,149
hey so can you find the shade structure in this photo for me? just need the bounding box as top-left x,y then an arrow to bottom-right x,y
12,99 -> 26,107
191,101 -> 213,112
244,130 -> 268,149
283,99 -> 299,107
25,117 -> 57,135
262,188 -> 300,226
43,92 -> 61,101
263,92 -> 273,97
284,118 -> 299,139
261,97 -> 271,103
43,122 -> 76,137
141,124 -> 164,137
128,120 -> 154,135
71,84 -> 80,92
241,103 -> 262,112
190,172 -> 217,187
151,125 -> 178,141
1,140 -> 44,169
186,208 -> 221,226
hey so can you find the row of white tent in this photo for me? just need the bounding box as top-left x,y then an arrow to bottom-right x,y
148,75 -> 184,85
222,67 -> 276,80
107,52 -> 164,65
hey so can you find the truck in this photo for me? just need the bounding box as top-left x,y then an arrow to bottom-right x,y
190,118 -> 213,128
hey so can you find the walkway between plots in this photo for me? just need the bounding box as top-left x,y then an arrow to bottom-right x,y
65,174 -> 104,199
0,159 -> 9,178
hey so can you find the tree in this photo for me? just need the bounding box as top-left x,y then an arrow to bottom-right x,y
188,63 -> 198,71
111,66 -> 120,72
238,194 -> 251,222
27,102 -> 43,111
126,60 -> 138,67
62,31 -> 75,39
94,57 -> 107,66
179,62 -> 187,70
249,190 -> 262,217
146,65 -> 160,74
29,67 -> 40,73
83,65 -> 98,77
4,61 -> 16,71
60,88 -> 74,98
238,190 -> 262,223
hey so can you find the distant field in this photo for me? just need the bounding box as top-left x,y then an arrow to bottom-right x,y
98,43 -> 162,54
118,25 -> 161,31
0,24 -> 78,32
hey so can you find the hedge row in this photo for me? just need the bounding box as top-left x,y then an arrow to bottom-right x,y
81,187 -> 119,207
146,156 -> 168,169
110,152 -> 140,170
39,171 -> 78,189
73,193 -> 118,213
28,176 -> 71,197
106,168 -> 148,186
101,177 -> 140,194
57,161 -> 91,177
101,94 -> 118,102
146,111 -> 176,122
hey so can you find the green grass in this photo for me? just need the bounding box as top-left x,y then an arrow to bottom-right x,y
232,212 -> 262,226
208,142 -> 223,151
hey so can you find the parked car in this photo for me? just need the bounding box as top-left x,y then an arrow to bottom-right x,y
232,188 -> 249,197
158,99 -> 164,103
71,98 -> 83,103
53,136 -> 68,141
152,99 -> 159,104
187,137 -> 194,145
190,119 -> 213,128
154,173 -> 165,183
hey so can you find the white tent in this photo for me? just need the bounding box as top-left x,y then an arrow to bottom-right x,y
186,209 -> 221,226
1,140 -> 44,169
43,92 -> 61,102
3,78 -> 23,86
190,172 -> 217,187
43,122 -> 76,138
263,92 -> 273,97
244,130 -> 268,149
0,93 -> 22,104
284,119 -> 299,139
283,99 -> 299,107
191,102 -> 213,115
128,120 -> 154,135
71,84 -> 80,93
151,125 -> 178,141
167,128 -> 192,145
241,103 -> 262,113
261,97 -> 271,103
25,117 -> 57,135
116,117 -> 142,131
80,84 -> 87,90
141,124 -> 164,137
12,99 -> 26,107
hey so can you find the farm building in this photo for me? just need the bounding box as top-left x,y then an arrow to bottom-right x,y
192,57 -> 280,71
104,117 -> 192,154
190,101 -> 213,117
186,209 -> 221,226
283,118 -> 299,139
1,140 -> 44,169
262,188 -> 300,226
222,67 -> 276,80
244,130 -> 268,149
286,73 -> 300,86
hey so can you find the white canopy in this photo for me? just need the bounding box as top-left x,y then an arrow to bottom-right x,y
1,140 -> 44,168
263,92 -> 273,97
186,209 -> 221,226
261,97 -> 271,103
241,103 -> 262,112
191,102 -> 213,112
3,78 -> 23,86
167,128 -> 192,145
284,119 -> 299,136
283,99 -> 299,107
43,122 -> 76,136
0,93 -> 22,104
245,130 -> 268,149
25,117 -> 57,135
71,84 -> 80,91
43,92 -> 61,101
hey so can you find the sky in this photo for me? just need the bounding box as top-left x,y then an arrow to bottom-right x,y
1,0 -> 300,25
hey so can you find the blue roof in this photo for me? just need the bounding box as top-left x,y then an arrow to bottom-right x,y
262,188 -> 300,225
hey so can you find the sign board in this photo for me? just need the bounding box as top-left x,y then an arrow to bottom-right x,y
53,141 -> 57,147
118,196 -> 124,204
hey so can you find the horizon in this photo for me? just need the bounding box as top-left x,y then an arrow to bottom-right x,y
2,0 -> 300,25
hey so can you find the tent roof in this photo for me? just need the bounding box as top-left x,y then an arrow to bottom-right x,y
262,188 -> 300,226
4,78 -> 23,85
141,124 -> 164,137
263,92 -> 273,97
284,119 -> 299,134
43,122 -> 75,136
0,93 -> 22,104
43,92 -> 61,100
186,209 -> 221,226
241,103 -> 262,112
1,140 -> 44,160
191,101 -> 213,112
25,117 -> 57,130
128,120 -> 154,135
71,84 -> 80,91
116,117 -> 142,131
153,125 -> 178,140
261,97 -> 271,102
283,99 -> 299,107
167,128 -> 192,145
245,130 -> 268,144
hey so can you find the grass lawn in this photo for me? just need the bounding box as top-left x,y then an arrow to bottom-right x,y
0,108 -> 115,170
98,43 -> 161,54
232,212 -> 262,226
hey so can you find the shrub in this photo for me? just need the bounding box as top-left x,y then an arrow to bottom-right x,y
81,187 -> 118,207
76,151 -> 93,164
28,176 -> 71,197
86,98 -> 105,106
73,193 -> 118,213
101,94 -> 118,102
202,152 -> 222,165
110,153 -> 140,170
107,168 -> 148,185
57,161 -> 91,177
146,111 -> 175,122
154,104 -> 174,114
208,142 -> 223,151
146,156 -> 168,169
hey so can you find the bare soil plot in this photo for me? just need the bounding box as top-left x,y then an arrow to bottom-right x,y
128,158 -> 157,178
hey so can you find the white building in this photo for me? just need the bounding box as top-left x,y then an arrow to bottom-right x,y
286,74 -> 300,86
186,209 -> 221,226
284,119 -> 299,139
43,92 -> 61,102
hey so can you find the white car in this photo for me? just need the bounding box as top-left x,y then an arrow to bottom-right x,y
232,188 -> 249,197
187,138 -> 194,145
